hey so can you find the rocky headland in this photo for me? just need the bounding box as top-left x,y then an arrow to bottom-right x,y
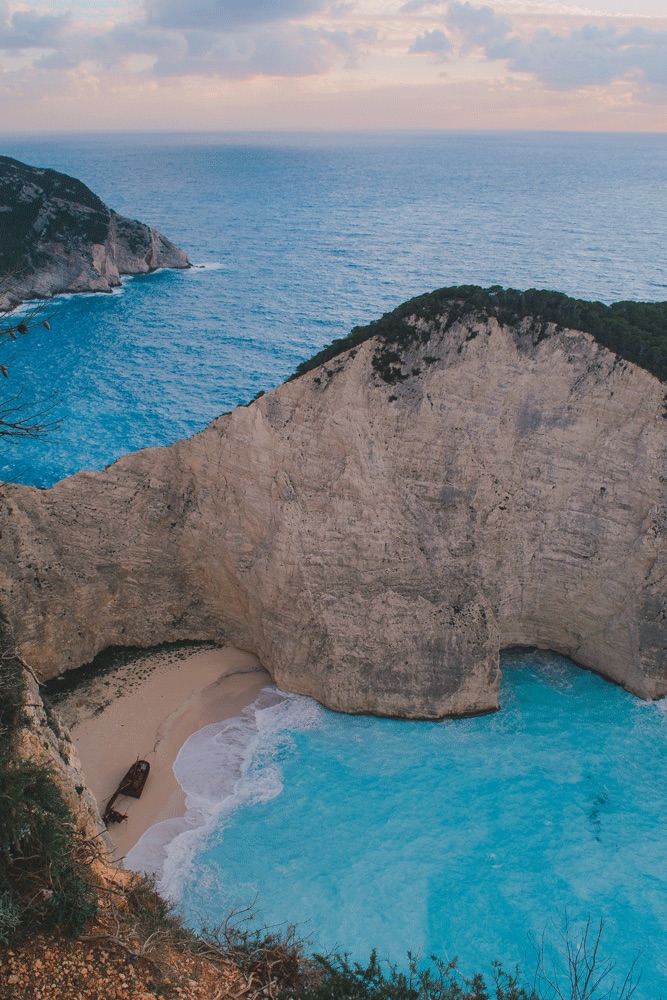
0,156 -> 190,310
0,287 -> 664,719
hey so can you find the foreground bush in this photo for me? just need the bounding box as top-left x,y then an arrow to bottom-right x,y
285,950 -> 536,1000
0,643 -> 98,942
192,905 -> 639,1000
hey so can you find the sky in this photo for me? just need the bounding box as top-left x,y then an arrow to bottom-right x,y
0,0 -> 666,130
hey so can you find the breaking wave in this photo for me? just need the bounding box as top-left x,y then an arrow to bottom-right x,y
124,686 -> 322,899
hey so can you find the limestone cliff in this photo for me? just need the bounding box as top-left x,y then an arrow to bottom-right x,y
0,299 -> 664,718
0,157 -> 190,310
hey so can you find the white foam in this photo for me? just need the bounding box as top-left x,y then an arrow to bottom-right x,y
3,267 -> 191,315
189,262 -> 225,270
8,285 -> 127,315
59,285 -> 127,301
124,685 -> 322,899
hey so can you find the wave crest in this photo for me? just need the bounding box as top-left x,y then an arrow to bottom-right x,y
124,686 -> 321,899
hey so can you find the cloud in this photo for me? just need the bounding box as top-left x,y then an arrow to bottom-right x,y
409,1 -> 667,94
508,24 -> 630,87
410,28 -> 451,56
622,25 -> 667,88
32,18 -> 373,79
3,0 -> 666,110
0,0 -> 70,49
444,2 -> 513,56
144,24 -> 368,77
401,0 -> 446,11
144,0 -> 328,31
3,0 -> 374,80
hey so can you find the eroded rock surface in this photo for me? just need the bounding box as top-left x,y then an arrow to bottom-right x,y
0,311 -> 664,717
0,157 -> 189,310
16,667 -> 111,850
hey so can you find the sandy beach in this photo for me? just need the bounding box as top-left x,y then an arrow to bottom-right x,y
57,645 -> 271,859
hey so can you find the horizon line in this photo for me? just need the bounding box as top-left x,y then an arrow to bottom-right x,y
2,126 -> 667,136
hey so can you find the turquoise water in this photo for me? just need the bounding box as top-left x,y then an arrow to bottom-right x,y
1,131 -> 666,486
127,653 -> 667,997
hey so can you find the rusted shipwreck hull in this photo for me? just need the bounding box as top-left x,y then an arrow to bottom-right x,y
103,759 -> 150,824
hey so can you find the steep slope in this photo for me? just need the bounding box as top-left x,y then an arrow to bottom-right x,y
0,299 -> 664,718
0,156 -> 190,309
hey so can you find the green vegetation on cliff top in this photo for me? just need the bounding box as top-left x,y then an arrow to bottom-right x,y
289,285 -> 667,384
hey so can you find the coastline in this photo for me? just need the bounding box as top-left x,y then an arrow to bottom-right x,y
59,646 -> 271,859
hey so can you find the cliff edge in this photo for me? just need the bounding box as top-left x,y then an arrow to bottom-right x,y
0,291 -> 664,718
0,156 -> 190,310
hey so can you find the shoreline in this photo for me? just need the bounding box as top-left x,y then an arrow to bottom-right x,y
3,260 -> 210,317
61,645 -> 271,859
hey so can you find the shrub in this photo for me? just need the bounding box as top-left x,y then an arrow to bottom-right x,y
0,628 -> 98,941
0,890 -> 21,945
281,950 -> 537,1000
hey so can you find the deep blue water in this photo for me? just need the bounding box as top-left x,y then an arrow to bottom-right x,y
127,653 -> 667,998
1,131 -> 666,486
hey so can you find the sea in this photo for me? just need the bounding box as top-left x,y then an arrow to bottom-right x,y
2,131 -> 666,995
2,130 -> 666,487
128,652 -> 667,997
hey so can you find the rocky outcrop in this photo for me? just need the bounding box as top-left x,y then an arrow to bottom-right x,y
0,305 -> 664,718
15,665 -> 111,849
0,157 -> 190,310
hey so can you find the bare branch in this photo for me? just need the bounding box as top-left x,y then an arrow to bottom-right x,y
0,274 -> 59,445
0,386 -> 60,441
534,915 -> 641,1000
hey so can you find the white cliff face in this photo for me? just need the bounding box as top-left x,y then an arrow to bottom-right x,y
0,157 -> 189,310
0,313 -> 664,718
